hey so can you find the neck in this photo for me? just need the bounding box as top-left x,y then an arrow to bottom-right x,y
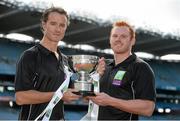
114,52 -> 132,65
40,37 -> 58,53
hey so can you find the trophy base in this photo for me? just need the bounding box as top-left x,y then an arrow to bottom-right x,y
73,91 -> 96,96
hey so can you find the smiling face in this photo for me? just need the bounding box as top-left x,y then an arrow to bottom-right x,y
110,26 -> 135,55
42,12 -> 68,43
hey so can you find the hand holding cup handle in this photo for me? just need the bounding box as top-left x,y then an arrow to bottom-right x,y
96,57 -> 106,76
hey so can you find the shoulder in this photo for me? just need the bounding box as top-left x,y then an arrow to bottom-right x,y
18,46 -> 38,63
134,57 -> 151,69
133,57 -> 154,75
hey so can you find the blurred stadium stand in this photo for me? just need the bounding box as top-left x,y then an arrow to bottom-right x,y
149,60 -> 180,90
0,39 -> 180,115
1,0 -> 180,56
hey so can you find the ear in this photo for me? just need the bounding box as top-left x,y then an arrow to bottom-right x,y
41,21 -> 46,31
131,37 -> 136,46
109,36 -> 112,48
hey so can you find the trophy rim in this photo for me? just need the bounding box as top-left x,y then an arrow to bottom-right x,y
71,54 -> 99,64
71,54 -> 99,59
70,54 -> 99,73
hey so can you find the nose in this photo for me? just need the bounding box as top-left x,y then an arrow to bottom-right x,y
55,25 -> 61,32
115,35 -> 122,41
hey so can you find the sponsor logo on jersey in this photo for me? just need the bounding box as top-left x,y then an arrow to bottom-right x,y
112,70 -> 126,86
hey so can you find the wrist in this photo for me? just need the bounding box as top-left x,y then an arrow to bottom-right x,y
107,96 -> 115,106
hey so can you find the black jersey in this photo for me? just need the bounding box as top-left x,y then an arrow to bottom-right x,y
15,43 -> 69,120
98,54 -> 156,120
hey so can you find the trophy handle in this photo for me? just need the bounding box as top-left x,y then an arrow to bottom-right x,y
89,60 -> 99,74
67,55 -> 76,73
89,58 -> 114,73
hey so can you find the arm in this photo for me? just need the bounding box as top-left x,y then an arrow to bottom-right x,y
16,88 -> 81,105
15,90 -> 54,105
89,92 -> 155,116
16,89 -> 81,105
109,96 -> 155,116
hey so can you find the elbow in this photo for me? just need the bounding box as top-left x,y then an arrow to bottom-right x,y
142,102 -> 155,116
15,92 -> 25,105
144,109 -> 154,117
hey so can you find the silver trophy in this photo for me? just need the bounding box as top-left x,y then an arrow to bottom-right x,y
71,55 -> 99,96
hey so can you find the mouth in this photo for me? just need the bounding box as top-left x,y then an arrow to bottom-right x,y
54,34 -> 60,36
114,41 -> 122,46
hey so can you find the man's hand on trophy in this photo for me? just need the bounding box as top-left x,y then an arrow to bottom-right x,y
62,88 -> 81,103
96,57 -> 106,76
87,92 -> 112,106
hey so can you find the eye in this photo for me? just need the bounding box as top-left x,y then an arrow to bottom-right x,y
121,35 -> 127,38
50,22 -> 56,25
59,23 -> 66,28
112,34 -> 118,38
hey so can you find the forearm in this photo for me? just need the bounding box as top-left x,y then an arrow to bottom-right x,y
15,90 -> 54,105
108,97 -> 155,116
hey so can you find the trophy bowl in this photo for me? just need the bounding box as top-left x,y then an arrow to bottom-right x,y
71,55 -> 99,96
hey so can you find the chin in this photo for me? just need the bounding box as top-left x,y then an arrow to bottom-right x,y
114,49 -> 125,54
113,47 -> 122,52
50,39 -> 60,43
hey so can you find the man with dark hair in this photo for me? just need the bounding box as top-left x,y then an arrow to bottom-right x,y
89,21 -> 156,120
15,7 -> 80,120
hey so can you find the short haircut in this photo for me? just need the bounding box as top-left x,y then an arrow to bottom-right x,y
41,7 -> 70,26
113,21 -> 135,39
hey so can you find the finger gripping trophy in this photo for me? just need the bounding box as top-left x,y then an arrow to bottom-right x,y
71,55 -> 99,96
